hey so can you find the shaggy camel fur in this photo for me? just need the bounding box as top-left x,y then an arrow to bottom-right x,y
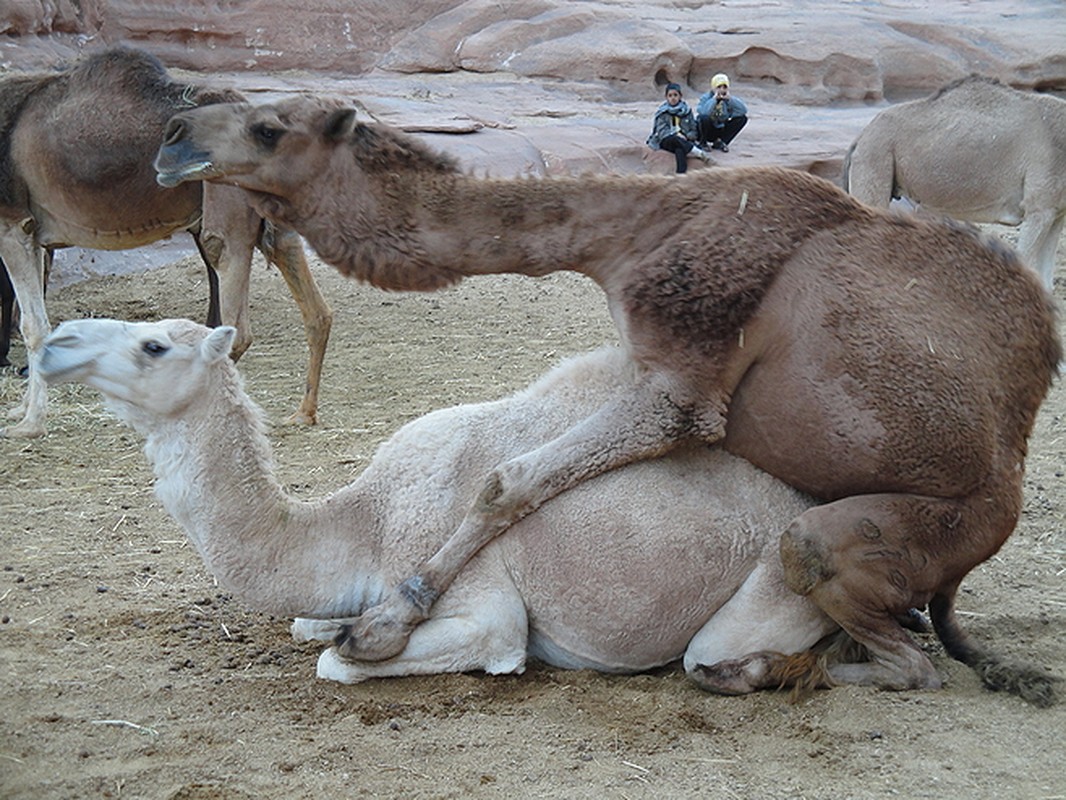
844,75 -> 1066,289
0,47 -> 332,437
155,96 -> 1061,700
39,316 -> 859,693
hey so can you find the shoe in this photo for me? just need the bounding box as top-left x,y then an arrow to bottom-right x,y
719,142 -> 729,152
697,148 -> 711,162
711,139 -> 727,152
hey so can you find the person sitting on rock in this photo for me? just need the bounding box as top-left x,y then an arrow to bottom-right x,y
697,73 -> 748,152
646,83 -> 710,174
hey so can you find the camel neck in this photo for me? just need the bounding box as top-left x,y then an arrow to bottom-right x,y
133,386 -> 383,618
288,167 -> 675,292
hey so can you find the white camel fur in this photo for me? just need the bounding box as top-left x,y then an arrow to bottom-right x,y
40,316 -> 847,691
844,75 -> 1066,289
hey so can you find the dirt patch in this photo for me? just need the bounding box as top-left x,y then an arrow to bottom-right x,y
1,240 -> 1063,799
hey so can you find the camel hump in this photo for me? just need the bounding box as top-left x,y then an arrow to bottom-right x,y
69,47 -> 171,95
27,47 -> 242,189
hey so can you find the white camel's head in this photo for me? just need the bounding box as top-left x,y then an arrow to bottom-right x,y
40,318 -> 236,425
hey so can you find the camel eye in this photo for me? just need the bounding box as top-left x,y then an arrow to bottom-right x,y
142,340 -> 169,357
251,122 -> 283,148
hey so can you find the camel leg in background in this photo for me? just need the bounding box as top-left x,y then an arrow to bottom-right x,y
1,257 -> 15,367
199,184 -> 257,362
334,377 -> 708,661
261,224 -> 332,426
190,231 -> 222,329
1016,210 -> 1064,290
0,220 -> 50,437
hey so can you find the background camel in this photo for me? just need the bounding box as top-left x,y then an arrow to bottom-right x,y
0,47 -> 332,438
843,75 -> 1066,290
38,316 -> 856,693
155,96 -> 1061,702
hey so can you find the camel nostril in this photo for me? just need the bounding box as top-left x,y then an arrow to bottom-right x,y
162,118 -> 186,145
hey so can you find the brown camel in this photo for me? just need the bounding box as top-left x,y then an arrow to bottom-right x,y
0,47 -> 332,438
155,96 -> 1061,701
844,75 -> 1066,289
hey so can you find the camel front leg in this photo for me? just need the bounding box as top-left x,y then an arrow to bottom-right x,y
0,220 -> 50,438
201,184 -> 258,360
335,378 -> 704,661
261,224 -> 332,425
315,583 -> 529,683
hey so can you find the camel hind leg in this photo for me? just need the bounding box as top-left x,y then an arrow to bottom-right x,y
779,491 -> 1040,697
683,560 -> 840,695
929,587 -> 1059,707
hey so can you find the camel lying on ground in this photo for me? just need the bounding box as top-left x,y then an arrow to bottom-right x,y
155,97 -> 1061,700
0,47 -> 332,437
844,75 -> 1066,289
39,316 -> 857,692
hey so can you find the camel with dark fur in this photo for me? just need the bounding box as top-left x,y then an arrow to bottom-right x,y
0,47 -> 332,437
844,75 -> 1066,289
155,96 -> 1061,701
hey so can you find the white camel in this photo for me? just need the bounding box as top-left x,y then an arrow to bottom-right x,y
844,75 -> 1066,289
40,315 -> 854,692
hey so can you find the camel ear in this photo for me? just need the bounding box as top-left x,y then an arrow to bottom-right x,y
323,108 -> 358,142
202,326 -> 237,363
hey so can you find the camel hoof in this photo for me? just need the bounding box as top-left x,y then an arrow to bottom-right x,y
0,420 -> 47,438
332,610 -> 414,662
282,409 -> 317,426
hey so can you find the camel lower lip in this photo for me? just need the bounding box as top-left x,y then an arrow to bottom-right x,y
155,162 -> 215,188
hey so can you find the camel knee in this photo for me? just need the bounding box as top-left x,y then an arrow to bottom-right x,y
779,520 -> 834,596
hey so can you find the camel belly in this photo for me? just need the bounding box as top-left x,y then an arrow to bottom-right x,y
31,201 -> 202,251
498,447 -> 808,672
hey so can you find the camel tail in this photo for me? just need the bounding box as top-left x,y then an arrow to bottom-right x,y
929,593 -> 1059,708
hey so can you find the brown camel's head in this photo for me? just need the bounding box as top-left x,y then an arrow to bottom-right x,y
155,95 -> 459,222
156,94 -> 356,189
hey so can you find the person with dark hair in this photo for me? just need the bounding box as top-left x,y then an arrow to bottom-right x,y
697,73 -> 748,153
646,83 -> 710,173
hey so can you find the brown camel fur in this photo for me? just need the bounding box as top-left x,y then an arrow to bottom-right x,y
844,75 -> 1066,290
155,96 -> 1061,700
0,47 -> 332,437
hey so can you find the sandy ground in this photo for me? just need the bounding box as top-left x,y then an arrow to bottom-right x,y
1,233 -> 1064,799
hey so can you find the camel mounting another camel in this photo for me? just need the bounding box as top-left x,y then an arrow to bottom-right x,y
37,317 -> 1057,703
0,47 -> 332,438
844,75 -> 1066,290
155,95 -> 1061,699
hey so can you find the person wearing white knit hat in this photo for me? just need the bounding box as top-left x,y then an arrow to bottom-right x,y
696,73 -> 748,153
